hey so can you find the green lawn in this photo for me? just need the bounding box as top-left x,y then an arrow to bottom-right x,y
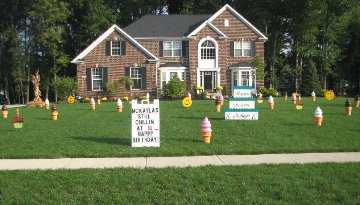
0,163 -> 359,204
0,97 -> 359,158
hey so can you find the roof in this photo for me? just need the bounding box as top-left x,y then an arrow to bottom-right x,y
124,15 -> 211,38
187,4 -> 267,41
229,62 -> 252,68
71,25 -> 159,64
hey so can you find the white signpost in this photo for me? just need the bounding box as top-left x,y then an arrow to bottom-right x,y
225,86 -> 259,120
131,99 -> 160,147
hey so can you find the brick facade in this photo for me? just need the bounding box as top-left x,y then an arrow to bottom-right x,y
72,5 -> 266,98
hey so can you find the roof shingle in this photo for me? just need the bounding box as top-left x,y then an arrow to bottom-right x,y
124,15 -> 211,38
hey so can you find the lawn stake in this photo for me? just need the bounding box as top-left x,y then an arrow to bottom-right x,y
314,106 -> 323,126
117,98 -> 123,112
268,95 -> 274,110
311,91 -> 316,102
90,97 -> 96,110
45,98 -> 50,109
51,105 -> 58,120
201,117 -> 212,144
2,104 -> 8,119
345,99 -> 352,115
12,108 -> 24,129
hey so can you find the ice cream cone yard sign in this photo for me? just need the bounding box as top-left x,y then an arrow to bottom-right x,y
131,99 -> 160,147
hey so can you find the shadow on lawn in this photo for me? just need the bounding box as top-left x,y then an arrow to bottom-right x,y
71,136 -> 130,145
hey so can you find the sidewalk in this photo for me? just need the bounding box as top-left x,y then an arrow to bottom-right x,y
1,152 -> 359,170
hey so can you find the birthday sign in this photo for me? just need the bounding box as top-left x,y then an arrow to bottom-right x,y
131,99 -> 160,147
225,86 -> 259,120
229,98 -> 256,109
233,86 -> 253,98
225,109 -> 259,120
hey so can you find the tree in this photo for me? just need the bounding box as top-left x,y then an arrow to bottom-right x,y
28,0 -> 70,102
52,76 -> 77,100
300,59 -> 321,96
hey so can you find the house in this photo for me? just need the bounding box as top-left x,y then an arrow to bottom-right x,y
71,4 -> 267,98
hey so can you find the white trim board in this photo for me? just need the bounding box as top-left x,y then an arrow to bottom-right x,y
71,24 -> 159,64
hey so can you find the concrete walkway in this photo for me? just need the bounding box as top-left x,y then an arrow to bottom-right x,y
1,152 -> 360,170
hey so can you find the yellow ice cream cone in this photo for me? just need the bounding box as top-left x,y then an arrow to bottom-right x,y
314,116 -> 323,126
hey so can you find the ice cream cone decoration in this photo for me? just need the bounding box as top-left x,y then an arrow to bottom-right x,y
296,97 -> 303,110
90,97 -> 96,110
12,109 -> 24,129
311,91 -> 316,102
355,95 -> 359,108
257,93 -> 264,103
117,98 -> 123,112
284,92 -> 288,100
2,104 -> 8,119
218,94 -> 224,106
45,98 -> 50,109
314,106 -> 323,126
268,95 -> 274,109
201,117 -> 212,144
97,98 -> 101,105
51,105 -> 58,120
345,99 -> 352,116
187,92 -> 192,100
291,93 -> 297,105
215,98 -> 221,112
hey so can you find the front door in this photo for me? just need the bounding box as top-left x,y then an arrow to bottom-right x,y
204,71 -> 213,91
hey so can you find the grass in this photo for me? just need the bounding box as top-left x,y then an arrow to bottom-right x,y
0,163 -> 359,204
0,97 -> 359,158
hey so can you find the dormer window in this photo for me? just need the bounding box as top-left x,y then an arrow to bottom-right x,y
224,19 -> 229,27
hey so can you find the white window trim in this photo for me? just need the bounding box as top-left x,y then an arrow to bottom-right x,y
130,67 -> 142,90
234,39 -> 252,57
159,67 -> 187,88
196,67 -> 220,93
197,36 -> 219,68
163,41 -> 182,57
91,68 -> 103,91
111,40 -> 121,56
230,67 -> 256,89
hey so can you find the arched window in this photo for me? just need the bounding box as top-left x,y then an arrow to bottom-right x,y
201,40 -> 215,59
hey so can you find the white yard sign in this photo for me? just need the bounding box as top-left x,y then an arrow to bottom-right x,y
131,99 -> 160,147
225,109 -> 259,120
233,88 -> 253,98
229,100 -> 256,109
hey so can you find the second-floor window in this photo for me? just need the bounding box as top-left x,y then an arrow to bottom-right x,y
111,40 -> 121,56
234,40 -> 252,57
163,41 -> 182,57
201,40 -> 216,59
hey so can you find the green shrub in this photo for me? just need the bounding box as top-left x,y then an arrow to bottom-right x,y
161,76 -> 186,99
258,87 -> 279,97
53,77 -> 77,101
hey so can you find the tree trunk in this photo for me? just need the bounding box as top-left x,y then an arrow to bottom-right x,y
54,73 -> 57,102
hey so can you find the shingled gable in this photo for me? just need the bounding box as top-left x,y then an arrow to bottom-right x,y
187,4 -> 268,41
71,24 -> 159,64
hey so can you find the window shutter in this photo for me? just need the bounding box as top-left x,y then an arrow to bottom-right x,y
141,67 -> 146,90
125,67 -> 130,90
182,41 -> 186,57
86,68 -> 92,91
102,68 -> 108,91
230,41 -> 234,57
251,41 -> 256,57
159,41 -> 163,57
121,41 -> 126,56
105,41 -> 111,56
